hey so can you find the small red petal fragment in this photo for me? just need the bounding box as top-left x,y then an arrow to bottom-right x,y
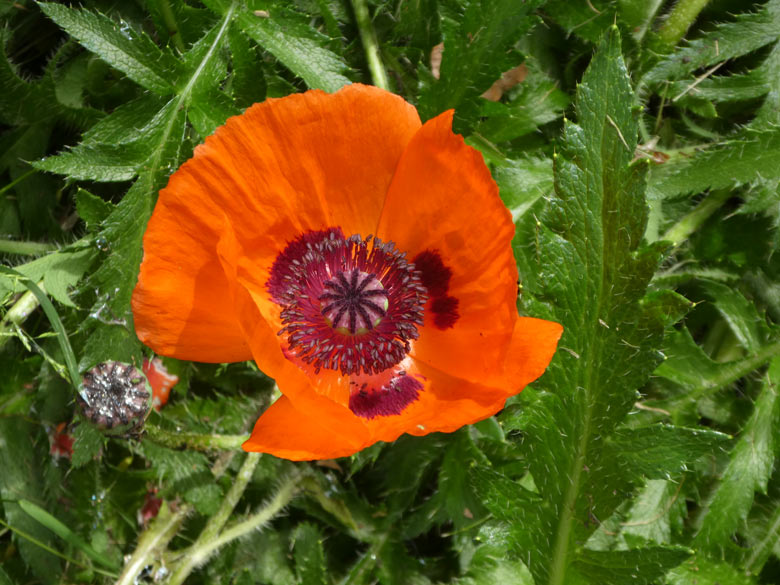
49,422 -> 74,459
142,357 -> 180,410
138,489 -> 163,526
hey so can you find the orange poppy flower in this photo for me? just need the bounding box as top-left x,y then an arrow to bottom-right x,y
131,84 -> 562,461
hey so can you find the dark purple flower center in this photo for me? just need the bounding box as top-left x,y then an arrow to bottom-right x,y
320,269 -> 389,334
267,228 -> 428,378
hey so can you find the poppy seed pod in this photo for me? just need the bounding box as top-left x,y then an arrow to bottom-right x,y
78,361 -> 151,433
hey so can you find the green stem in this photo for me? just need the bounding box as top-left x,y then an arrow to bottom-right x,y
661,190 -> 730,249
157,0 -> 186,53
0,240 -> 58,256
167,473 -> 300,585
0,282 -> 44,350
166,452 -> 262,585
351,0 -> 389,90
651,0 -> 711,54
0,169 -> 35,197
0,268 -> 80,393
115,501 -> 191,585
143,422 -> 248,451
300,475 -> 364,538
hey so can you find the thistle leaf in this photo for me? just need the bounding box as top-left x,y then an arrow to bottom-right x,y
38,2 -> 182,96
496,27 -> 687,585
418,0 -> 543,126
204,0 -> 351,93
692,357 -> 780,554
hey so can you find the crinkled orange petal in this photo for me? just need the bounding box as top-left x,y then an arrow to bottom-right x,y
132,201 -> 251,362
133,84 -> 421,360
376,110 -> 519,383
241,317 -> 561,460
492,316 -> 564,390
361,359 -> 510,443
243,345 -> 555,460
243,395 -> 368,461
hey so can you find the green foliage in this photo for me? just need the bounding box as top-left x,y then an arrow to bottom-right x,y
418,0 -> 542,127
2,1 -> 780,584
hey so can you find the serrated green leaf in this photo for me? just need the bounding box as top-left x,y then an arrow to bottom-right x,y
292,523 -> 327,585
648,128 -> 780,200
605,425 -> 731,480
643,1 -> 780,88
35,98 -> 185,182
76,189 -> 115,227
228,23 -> 266,107
469,465 -> 546,567
81,94 -> 166,145
619,479 -> 685,547
495,157 -> 554,223
418,0 -> 542,125
38,2 -> 181,96
667,69 -> 770,105
454,544 -> 534,585
0,266 -> 81,390
183,14 -> 240,136
692,357 -> 780,553
189,89 -> 240,137
475,66 -> 569,143
139,441 -> 223,515
699,280 -> 768,354
500,27 -> 676,585
543,0 -> 618,43
71,422 -> 104,468
436,431 -> 488,529
742,499 -> 780,576
0,30 -> 52,126
0,248 -> 95,307
205,0 -> 350,92
375,537 -> 429,585
573,546 -> 690,585
655,327 -> 724,390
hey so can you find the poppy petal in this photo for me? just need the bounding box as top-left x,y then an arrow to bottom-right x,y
193,83 -> 420,256
132,204 -> 252,362
496,316 -> 564,391
377,110 -> 519,383
244,395 -> 369,461
359,359 -> 510,442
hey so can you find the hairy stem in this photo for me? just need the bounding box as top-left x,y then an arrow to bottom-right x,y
662,190 -> 730,249
115,501 -> 191,585
167,472 -> 300,585
351,0 -> 389,90
0,282 -> 44,350
157,0 -> 185,52
0,240 -> 58,255
651,0 -> 711,54
143,422 -> 248,451
166,452 -> 262,585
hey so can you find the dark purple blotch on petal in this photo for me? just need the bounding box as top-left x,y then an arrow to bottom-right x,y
412,250 -> 460,330
348,372 -> 422,419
